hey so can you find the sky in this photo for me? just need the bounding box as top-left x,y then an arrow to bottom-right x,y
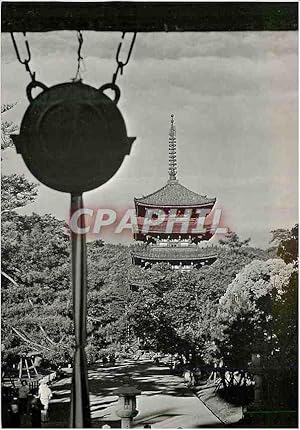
1,31 -> 298,248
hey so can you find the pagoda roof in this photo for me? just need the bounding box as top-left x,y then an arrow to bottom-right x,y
132,245 -> 218,261
135,179 -> 216,208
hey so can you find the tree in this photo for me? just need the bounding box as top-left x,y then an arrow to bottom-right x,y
1,103 -> 38,213
1,103 -> 18,150
1,174 -> 38,212
128,239 -> 271,364
1,213 -> 73,364
1,104 -> 72,364
214,259 -> 294,367
219,230 -> 251,249
268,224 -> 298,410
270,224 -> 298,265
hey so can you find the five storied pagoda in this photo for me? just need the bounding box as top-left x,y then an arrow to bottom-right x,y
132,114 -> 218,270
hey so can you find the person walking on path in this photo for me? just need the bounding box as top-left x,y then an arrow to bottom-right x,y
18,380 -> 30,415
183,368 -> 195,388
38,381 -> 52,422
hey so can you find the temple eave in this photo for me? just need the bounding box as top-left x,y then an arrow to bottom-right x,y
132,253 -> 218,262
134,200 -> 216,208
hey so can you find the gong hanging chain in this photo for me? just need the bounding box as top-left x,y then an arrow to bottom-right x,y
10,32 -> 36,82
73,30 -> 85,82
112,32 -> 137,85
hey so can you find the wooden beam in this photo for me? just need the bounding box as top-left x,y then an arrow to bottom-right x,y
2,2 -> 298,33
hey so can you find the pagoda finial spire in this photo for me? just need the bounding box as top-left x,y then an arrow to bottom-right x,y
168,114 -> 177,181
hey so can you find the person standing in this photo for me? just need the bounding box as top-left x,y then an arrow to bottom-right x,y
18,380 -> 30,416
38,381 -> 52,422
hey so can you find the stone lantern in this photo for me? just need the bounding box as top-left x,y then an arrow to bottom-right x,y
115,384 -> 141,428
243,346 -> 267,426
250,352 -> 263,407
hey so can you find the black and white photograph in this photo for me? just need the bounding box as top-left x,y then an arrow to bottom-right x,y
1,2 -> 298,428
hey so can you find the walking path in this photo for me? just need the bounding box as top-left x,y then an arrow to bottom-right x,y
48,359 -> 222,428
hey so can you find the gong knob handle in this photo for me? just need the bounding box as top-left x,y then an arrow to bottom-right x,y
26,81 -> 48,103
98,83 -> 120,104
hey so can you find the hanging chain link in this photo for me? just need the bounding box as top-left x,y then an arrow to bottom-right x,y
72,30 -> 85,82
11,31 -> 136,89
10,32 -> 36,82
112,32 -> 137,85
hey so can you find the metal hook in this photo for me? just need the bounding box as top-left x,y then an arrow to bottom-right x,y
112,32 -> 137,85
116,32 -> 137,67
72,30 -> 84,82
115,33 -> 124,64
11,32 -> 36,82
10,32 -> 31,65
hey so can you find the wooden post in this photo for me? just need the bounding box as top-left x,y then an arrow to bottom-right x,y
18,357 -> 22,379
24,357 -> 31,380
69,194 -> 91,428
30,358 -> 39,377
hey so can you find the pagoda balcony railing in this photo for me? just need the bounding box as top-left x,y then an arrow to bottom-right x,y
132,245 -> 219,260
134,218 -> 215,235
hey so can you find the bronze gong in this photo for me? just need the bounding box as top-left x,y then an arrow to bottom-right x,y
12,80 -> 135,193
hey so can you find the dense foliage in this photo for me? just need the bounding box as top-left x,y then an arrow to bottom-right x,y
214,258 -> 294,366
1,105 -> 72,364
1,212 -> 73,363
127,239 -> 273,364
213,225 -> 298,412
1,103 -> 18,150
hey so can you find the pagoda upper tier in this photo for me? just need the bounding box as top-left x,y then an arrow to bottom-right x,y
134,179 -> 216,241
135,179 -> 216,208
